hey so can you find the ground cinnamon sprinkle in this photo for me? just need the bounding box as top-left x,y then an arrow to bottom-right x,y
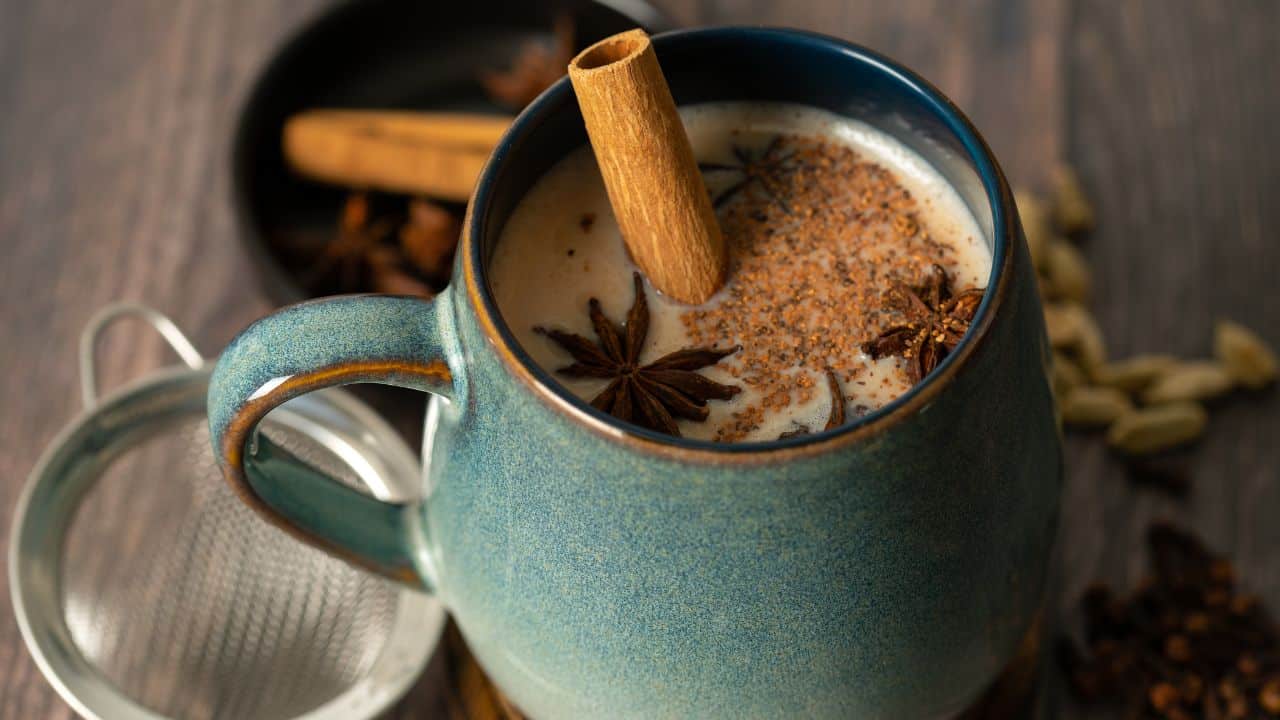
682,133 -> 981,441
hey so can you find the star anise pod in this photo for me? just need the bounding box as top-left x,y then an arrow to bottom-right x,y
479,13 -> 575,110
366,246 -> 435,298
861,264 -> 985,384
399,198 -> 459,282
698,135 -> 793,210
536,273 -> 741,436
778,369 -> 846,439
302,193 -> 395,292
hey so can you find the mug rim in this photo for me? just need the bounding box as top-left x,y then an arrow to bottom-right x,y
462,26 -> 1017,462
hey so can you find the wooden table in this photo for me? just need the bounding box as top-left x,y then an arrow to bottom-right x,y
1,1 -> 1276,717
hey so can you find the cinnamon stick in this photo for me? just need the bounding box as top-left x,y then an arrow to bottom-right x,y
283,110 -> 511,201
568,29 -> 726,304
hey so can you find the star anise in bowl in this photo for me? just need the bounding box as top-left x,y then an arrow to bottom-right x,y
536,273 -> 741,437
297,193 -> 460,299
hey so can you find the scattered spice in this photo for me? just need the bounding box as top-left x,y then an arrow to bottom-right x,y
1215,321 -> 1279,390
299,193 -> 460,298
1073,305 -> 1109,373
1014,189 -> 1054,271
1017,173 -> 1276,477
1060,385 -> 1133,426
1143,362 -> 1235,405
1094,355 -> 1180,393
1044,302 -> 1088,349
862,264 -> 984,384
1049,164 -> 1096,234
1044,238 -> 1091,302
479,13 -> 575,110
536,273 -> 741,436
302,193 -> 394,291
400,199 -> 460,279
1107,401 -> 1208,455
1053,352 -> 1088,396
578,212 -> 596,233
1060,523 -> 1280,719
366,246 -> 435,297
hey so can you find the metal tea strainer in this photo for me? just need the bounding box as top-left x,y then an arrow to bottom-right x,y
10,304 -> 443,720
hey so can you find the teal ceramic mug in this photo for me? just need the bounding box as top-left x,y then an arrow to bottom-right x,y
209,27 -> 1060,719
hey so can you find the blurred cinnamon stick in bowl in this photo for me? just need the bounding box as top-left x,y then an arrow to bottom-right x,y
283,110 -> 511,202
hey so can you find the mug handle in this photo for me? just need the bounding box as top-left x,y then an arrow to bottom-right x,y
208,294 -> 458,590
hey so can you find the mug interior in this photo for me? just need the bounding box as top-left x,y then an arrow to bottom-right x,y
468,26 -> 1010,451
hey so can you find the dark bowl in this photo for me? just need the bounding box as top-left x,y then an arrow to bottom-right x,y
231,0 -> 667,305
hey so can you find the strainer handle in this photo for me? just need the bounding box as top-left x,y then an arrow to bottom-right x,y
80,303 -> 205,408
208,294 -> 453,590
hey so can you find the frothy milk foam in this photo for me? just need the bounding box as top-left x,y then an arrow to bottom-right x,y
490,103 -> 991,442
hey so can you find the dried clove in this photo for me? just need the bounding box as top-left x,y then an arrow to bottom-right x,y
1061,523 -> 1280,718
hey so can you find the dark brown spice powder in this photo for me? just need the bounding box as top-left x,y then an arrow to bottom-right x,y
682,134 -> 983,441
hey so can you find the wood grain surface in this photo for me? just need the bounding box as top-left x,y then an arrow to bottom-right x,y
0,1 -> 1276,718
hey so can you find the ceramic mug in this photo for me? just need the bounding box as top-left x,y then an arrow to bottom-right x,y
209,27 -> 1060,719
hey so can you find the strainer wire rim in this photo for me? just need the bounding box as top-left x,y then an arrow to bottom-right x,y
10,365 -> 443,720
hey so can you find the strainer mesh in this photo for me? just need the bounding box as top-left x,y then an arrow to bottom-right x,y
60,415 -> 400,720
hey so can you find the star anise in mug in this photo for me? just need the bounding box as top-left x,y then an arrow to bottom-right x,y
698,135 -> 794,210
862,264 -> 985,384
778,369 -> 846,439
535,273 -> 741,436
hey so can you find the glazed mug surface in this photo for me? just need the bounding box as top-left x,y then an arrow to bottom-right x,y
209,27 -> 1061,720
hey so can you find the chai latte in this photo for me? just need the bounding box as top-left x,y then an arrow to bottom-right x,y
490,103 -> 991,442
